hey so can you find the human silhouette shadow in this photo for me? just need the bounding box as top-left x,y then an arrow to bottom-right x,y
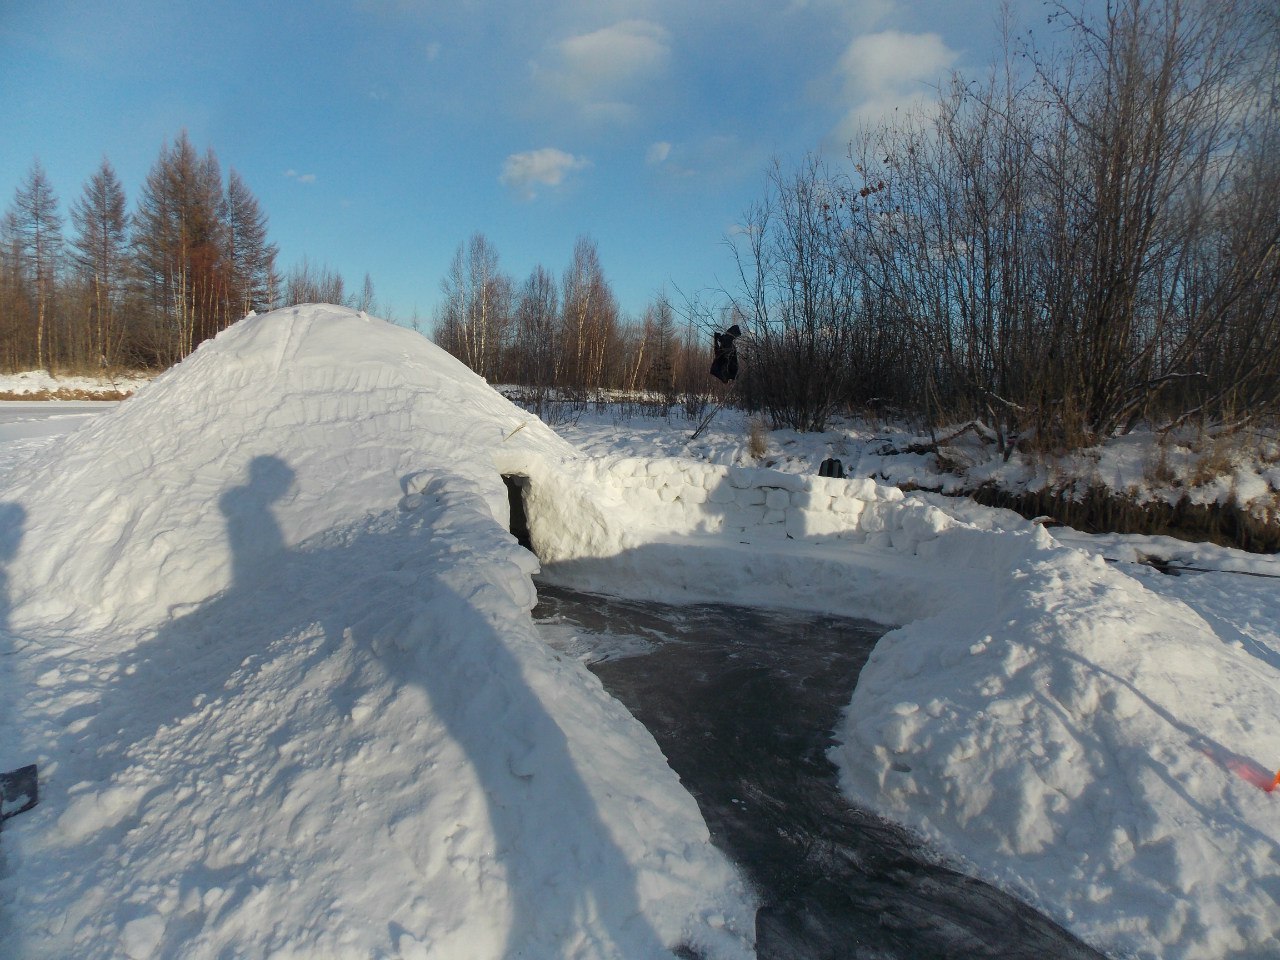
219,455 -> 295,590
37,462 -> 681,958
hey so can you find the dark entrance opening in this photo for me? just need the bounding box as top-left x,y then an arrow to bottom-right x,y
503,474 -> 533,551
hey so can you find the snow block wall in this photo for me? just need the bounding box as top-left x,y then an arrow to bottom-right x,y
585,457 -> 955,553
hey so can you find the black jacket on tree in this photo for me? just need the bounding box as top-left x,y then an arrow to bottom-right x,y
710,325 -> 741,383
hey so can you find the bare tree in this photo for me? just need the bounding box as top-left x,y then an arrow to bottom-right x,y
10,161 -> 64,371
283,256 -> 348,306
223,169 -> 278,319
434,233 -> 512,381
726,157 -> 862,431
69,157 -> 129,370
132,133 -> 230,365
559,236 -> 619,392
511,264 -> 559,388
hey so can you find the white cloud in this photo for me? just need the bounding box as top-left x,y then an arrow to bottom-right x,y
840,30 -> 955,94
833,29 -> 958,139
499,147 -> 590,199
559,19 -> 669,88
285,169 -> 317,184
542,19 -> 671,123
645,141 -> 672,165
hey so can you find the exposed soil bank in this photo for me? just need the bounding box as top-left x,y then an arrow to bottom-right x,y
962,483 -> 1280,553
0,388 -> 134,402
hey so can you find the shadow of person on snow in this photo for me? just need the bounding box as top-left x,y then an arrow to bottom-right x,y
219,455 -> 295,591
39,459 -> 677,958
0,502 -> 28,945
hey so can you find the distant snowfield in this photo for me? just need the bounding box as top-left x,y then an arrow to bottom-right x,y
1,308 -> 1277,960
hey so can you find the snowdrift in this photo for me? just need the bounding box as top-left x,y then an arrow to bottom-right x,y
0,306 -> 753,959
831,524 -> 1280,960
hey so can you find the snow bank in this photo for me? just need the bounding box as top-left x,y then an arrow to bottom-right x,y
0,306 -> 754,959
832,523 -> 1280,960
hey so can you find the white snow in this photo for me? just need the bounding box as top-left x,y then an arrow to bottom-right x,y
2,309 -> 1278,960
0,307 -> 754,960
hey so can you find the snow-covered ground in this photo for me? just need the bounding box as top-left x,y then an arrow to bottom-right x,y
1,310 -> 1277,959
0,369 -> 150,399
549,402 -> 1280,530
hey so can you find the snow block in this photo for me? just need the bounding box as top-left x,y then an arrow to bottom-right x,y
899,504 -> 951,542
831,497 -> 865,521
707,484 -> 737,505
764,488 -> 790,511
859,503 -> 889,533
845,478 -> 879,500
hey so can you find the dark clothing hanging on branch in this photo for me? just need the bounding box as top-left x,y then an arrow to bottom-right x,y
710,324 -> 741,383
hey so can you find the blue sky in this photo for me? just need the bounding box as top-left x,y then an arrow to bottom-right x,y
2,0 -> 1056,324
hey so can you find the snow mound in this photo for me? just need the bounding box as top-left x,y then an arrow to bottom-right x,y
6,306 -> 584,632
1,306 -> 754,959
833,523 -> 1280,960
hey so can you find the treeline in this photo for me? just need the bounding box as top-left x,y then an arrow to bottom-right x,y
725,0 -> 1280,445
433,233 -> 709,408
0,132 -> 375,373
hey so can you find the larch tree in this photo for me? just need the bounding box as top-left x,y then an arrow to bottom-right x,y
10,160 -> 64,372
70,157 -> 129,369
223,168 -> 278,319
132,132 -> 230,365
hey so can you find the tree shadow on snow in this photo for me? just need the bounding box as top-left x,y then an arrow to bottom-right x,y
47,457 -> 675,958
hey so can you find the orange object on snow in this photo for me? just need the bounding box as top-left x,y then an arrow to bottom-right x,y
1221,756 -> 1280,793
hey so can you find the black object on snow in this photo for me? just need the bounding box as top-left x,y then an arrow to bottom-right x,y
0,764 -> 38,828
818,458 -> 845,479
710,324 -> 741,383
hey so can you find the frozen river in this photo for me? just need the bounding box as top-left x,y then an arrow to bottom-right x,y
534,584 -> 1106,959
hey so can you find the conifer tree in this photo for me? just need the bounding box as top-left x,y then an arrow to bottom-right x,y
70,157 -> 128,368
132,132 -> 228,364
223,168 -> 278,318
10,160 -> 64,371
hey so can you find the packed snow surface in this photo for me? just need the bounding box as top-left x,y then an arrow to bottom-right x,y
2,313 -> 1278,960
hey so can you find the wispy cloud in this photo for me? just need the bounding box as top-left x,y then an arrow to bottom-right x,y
645,141 -> 672,166
833,29 -> 958,139
285,169 -> 317,184
499,147 -> 590,199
